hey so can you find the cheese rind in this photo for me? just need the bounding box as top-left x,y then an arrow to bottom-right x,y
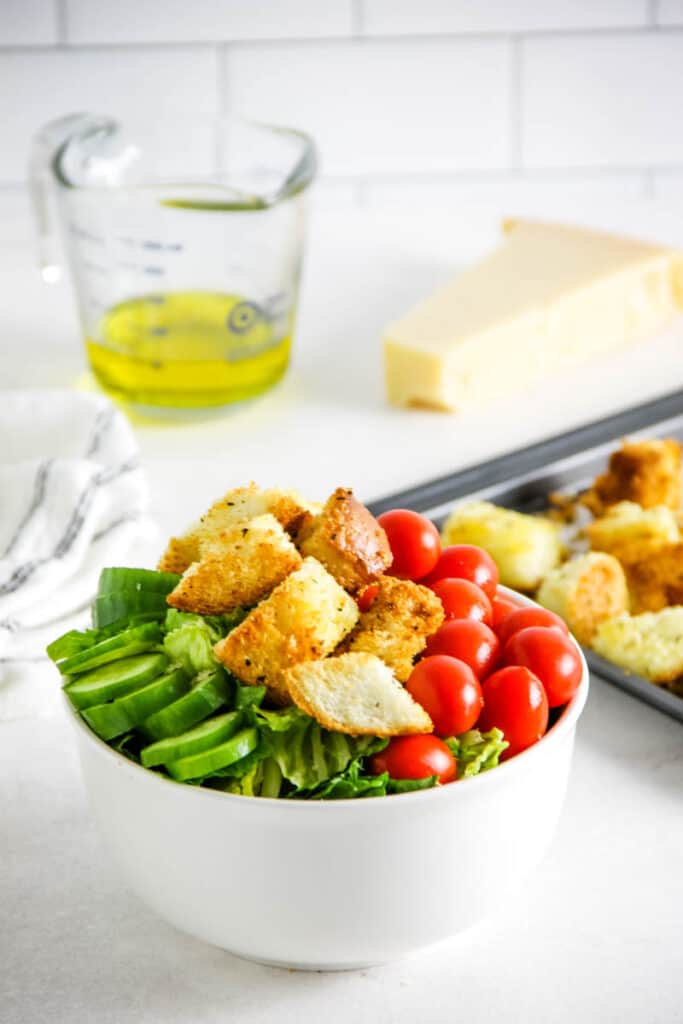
384,219 -> 683,412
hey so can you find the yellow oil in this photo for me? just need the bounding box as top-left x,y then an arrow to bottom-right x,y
86,291 -> 292,408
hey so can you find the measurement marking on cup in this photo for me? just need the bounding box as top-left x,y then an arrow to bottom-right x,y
144,266 -> 165,276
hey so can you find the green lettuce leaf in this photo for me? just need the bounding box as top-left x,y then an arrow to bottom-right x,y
295,757 -> 389,800
162,610 -> 223,674
256,706 -> 387,791
446,728 -> 508,778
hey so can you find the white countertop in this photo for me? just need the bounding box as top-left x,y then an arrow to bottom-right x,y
2,202 -> 683,1023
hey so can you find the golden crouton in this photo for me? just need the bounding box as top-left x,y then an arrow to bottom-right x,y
592,607 -> 683,684
442,501 -> 563,592
585,438 -> 682,515
623,542 -> 683,613
157,530 -> 201,575
200,483 -> 312,540
285,653 -> 433,737
213,557 -> 359,705
339,576 -> 444,682
166,514 -> 302,616
536,552 -> 629,645
296,487 -> 393,593
585,501 -> 679,566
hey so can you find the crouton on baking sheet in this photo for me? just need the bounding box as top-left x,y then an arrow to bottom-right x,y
213,557 -> 359,705
339,575 -> 444,682
536,551 -> 629,645
592,607 -> 683,684
166,514 -> 302,616
297,487 -> 393,593
584,438 -> 682,515
624,542 -> 683,613
285,652 -> 433,736
585,501 -> 679,565
442,500 -> 563,592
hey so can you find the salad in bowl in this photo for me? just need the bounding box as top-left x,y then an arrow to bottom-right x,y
49,484 -> 588,967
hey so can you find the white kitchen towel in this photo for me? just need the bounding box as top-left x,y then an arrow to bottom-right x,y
0,390 -> 157,719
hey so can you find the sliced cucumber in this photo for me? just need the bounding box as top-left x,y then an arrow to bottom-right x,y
142,670 -> 233,741
93,591 -> 169,629
97,567 -> 181,596
140,711 -> 242,768
166,727 -> 259,781
82,668 -> 189,741
64,652 -> 169,710
57,622 -> 162,675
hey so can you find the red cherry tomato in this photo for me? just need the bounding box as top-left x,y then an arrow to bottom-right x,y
377,509 -> 441,581
491,592 -> 523,632
406,655 -> 483,737
496,607 -> 569,648
356,582 -> 379,613
370,735 -> 457,784
424,619 -> 500,679
429,577 -> 493,625
421,544 -> 499,601
478,666 -> 549,759
504,627 -> 583,708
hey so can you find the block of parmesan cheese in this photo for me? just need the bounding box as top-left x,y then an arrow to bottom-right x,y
383,219 -> 683,412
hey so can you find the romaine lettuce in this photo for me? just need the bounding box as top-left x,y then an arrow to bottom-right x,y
446,728 -> 508,778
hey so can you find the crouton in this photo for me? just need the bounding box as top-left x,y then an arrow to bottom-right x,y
442,501 -> 563,592
536,552 -> 629,645
296,487 -> 393,593
585,501 -> 679,566
213,557 -> 359,705
339,576 -> 444,681
200,483 -> 313,540
592,607 -> 683,684
623,542 -> 683,613
584,438 -> 682,515
166,514 -> 302,616
157,530 -> 201,575
285,652 -> 433,736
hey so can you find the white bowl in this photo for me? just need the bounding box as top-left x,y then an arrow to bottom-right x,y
65,590 -> 589,970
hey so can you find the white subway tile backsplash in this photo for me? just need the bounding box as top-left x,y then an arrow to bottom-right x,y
65,0 -> 353,44
521,33 -> 683,169
228,39 -> 511,175
655,1 -> 683,25
0,48 -> 218,183
0,0 -> 58,46
362,0 -> 649,36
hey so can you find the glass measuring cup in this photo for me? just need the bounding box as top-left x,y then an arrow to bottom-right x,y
30,114 -> 316,411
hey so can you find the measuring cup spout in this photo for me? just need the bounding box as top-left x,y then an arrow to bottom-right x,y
29,113 -> 114,282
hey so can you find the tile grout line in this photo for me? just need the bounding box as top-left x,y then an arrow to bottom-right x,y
351,0 -> 364,39
55,0 -> 68,45
2,23 -> 683,55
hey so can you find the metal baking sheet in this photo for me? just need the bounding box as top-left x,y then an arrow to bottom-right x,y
369,387 -> 683,723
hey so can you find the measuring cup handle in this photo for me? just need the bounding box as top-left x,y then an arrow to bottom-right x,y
28,113 -> 108,283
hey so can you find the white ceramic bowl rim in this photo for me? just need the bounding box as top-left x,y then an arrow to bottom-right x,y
63,588 -> 589,813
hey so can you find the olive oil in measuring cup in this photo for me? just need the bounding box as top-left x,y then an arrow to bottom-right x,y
30,114 -> 316,412
86,291 -> 292,409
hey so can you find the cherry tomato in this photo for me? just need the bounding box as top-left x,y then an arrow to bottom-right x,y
491,592 -> 523,631
421,544 -> 499,601
356,582 -> 379,613
478,666 -> 549,759
429,577 -> 493,625
424,619 -> 500,679
377,509 -> 441,581
370,735 -> 457,784
504,626 -> 583,708
406,655 -> 483,737
496,607 -> 569,648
